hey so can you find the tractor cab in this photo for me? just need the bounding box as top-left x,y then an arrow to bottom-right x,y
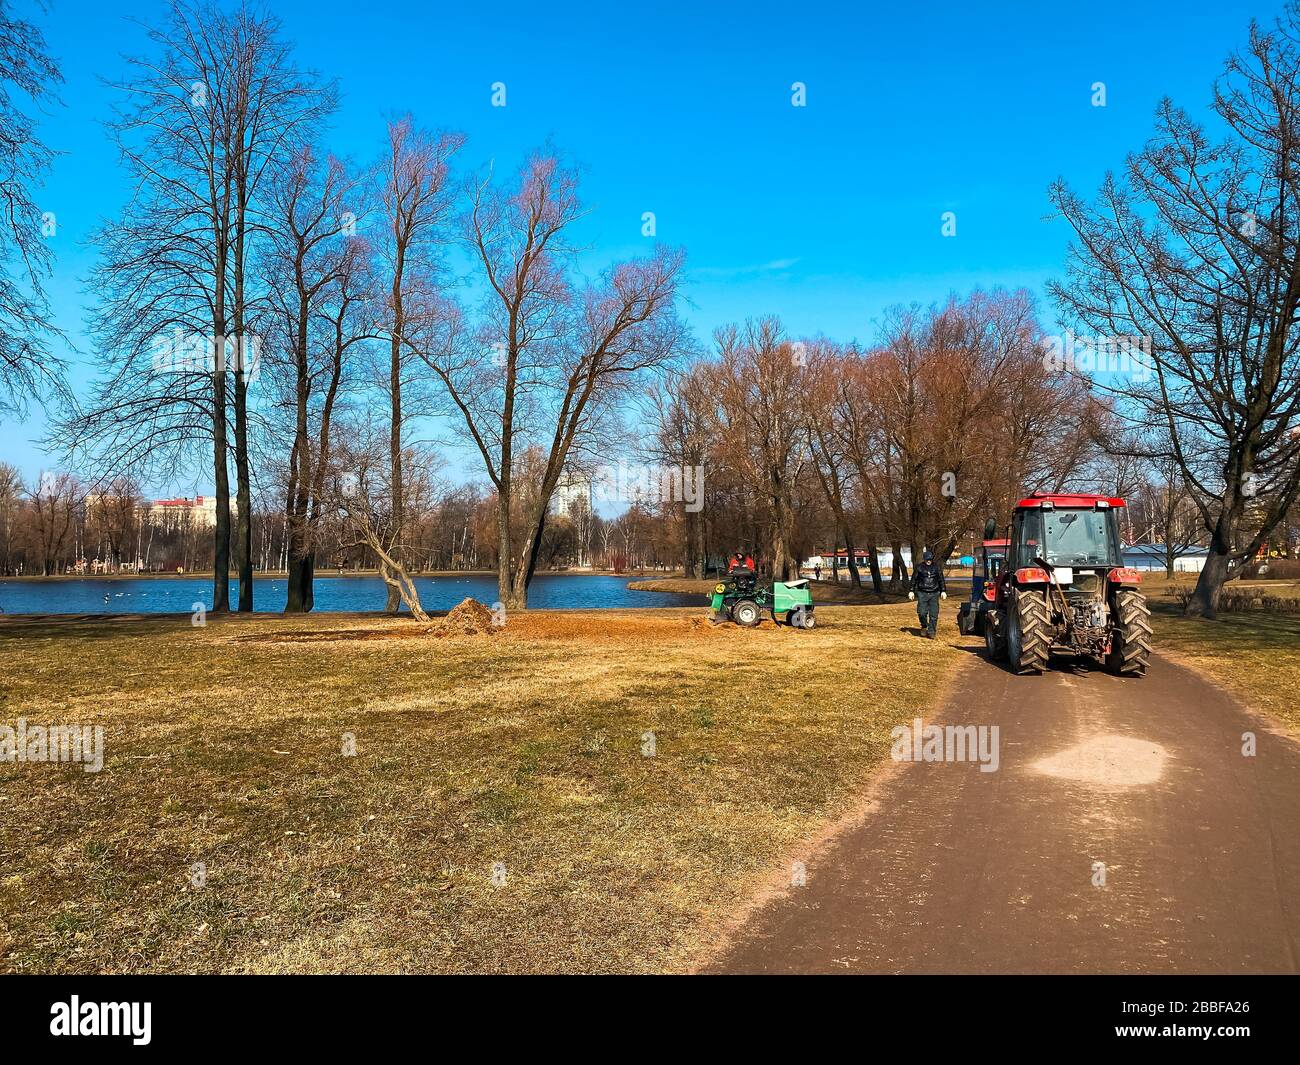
981,494 -> 1151,677
956,539 -> 1008,637
1006,494 -> 1124,577
972,539 -> 1008,599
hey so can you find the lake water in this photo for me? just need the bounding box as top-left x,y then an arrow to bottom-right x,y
0,574 -> 704,615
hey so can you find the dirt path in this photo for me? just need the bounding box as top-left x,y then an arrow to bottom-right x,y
705,649 -> 1300,974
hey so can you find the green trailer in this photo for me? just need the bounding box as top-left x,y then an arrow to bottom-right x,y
710,576 -> 815,628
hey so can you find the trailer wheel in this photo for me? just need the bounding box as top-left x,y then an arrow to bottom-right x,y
732,599 -> 761,628
1106,589 -> 1152,677
984,612 -> 1006,660
1007,587 -> 1050,674
787,606 -> 805,628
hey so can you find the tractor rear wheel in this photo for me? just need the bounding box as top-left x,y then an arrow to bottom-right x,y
733,599 -> 761,628
1106,589 -> 1152,677
1007,587 -> 1050,674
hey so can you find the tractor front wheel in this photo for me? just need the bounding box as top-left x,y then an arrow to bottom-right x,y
1106,589 -> 1152,677
1007,587 -> 1050,674
732,599 -> 761,628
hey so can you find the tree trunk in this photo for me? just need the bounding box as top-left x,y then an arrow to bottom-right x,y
683,509 -> 698,579
302,552 -> 314,611
1186,544 -> 1232,619
843,528 -> 862,588
867,545 -> 884,594
888,540 -> 906,590
498,495 -> 522,610
235,372 -> 253,611
284,520 -> 313,613
386,235 -> 406,613
212,370 -> 231,614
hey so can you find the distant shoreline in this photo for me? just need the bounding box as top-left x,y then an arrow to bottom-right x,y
0,570 -> 676,582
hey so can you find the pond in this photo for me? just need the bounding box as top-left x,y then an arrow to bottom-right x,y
0,574 -> 705,615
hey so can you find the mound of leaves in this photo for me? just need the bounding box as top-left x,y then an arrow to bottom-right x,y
437,597 -> 499,636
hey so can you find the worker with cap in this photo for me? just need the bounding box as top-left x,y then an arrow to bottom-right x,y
908,548 -> 947,639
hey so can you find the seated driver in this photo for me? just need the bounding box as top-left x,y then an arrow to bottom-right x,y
729,551 -> 755,574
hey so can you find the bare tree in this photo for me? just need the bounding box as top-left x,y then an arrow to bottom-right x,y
86,475 -> 144,569
375,117 -> 463,611
802,339 -> 865,588
1050,8 -> 1300,616
329,416 -> 438,620
418,155 -> 685,608
28,471 -> 79,576
263,147 -> 371,611
57,0 -> 335,612
0,461 -> 23,573
642,362 -> 708,577
706,317 -> 809,581
0,0 -> 65,420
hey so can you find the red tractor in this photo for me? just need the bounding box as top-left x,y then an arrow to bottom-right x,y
982,493 -> 1152,677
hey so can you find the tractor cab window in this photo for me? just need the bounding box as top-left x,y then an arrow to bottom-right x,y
1014,507 -> 1119,567
1043,509 -> 1119,567
1013,511 -> 1044,568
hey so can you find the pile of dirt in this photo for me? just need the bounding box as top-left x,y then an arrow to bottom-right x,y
437,597 -> 499,636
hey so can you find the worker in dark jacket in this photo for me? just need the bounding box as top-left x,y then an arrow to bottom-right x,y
908,549 -> 947,639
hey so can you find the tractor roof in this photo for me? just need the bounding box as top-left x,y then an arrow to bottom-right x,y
1014,492 -> 1126,510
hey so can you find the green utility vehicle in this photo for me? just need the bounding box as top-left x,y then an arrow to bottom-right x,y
710,574 -> 815,628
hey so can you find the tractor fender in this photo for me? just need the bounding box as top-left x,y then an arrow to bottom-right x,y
1106,566 -> 1143,588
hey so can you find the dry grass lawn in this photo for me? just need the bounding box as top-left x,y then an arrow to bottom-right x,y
1149,602 -> 1300,732
0,602 -> 966,974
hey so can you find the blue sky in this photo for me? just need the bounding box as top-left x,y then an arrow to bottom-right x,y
3,0 -> 1274,485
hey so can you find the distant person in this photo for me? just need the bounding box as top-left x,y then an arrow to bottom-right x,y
814,563 -> 822,581
908,549 -> 947,639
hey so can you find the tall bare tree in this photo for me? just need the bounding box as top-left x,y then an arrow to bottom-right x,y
802,339 -> 865,588
708,317 -> 807,581
57,0 -> 334,612
1050,7 -> 1300,616
643,362 -> 708,578
419,155 -> 684,608
376,117 -> 463,611
263,147 -> 370,611
0,0 -> 65,419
